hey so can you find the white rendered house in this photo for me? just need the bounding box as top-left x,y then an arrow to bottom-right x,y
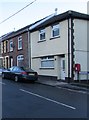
30,10 -> 89,81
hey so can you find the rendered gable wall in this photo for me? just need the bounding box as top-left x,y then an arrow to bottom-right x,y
74,19 -> 88,80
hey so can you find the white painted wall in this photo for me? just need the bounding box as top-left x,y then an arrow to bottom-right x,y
74,19 -> 87,51
31,20 -> 68,78
31,20 -> 68,58
74,19 -> 87,72
74,19 -> 88,80
32,56 -> 58,77
31,18 -> 89,80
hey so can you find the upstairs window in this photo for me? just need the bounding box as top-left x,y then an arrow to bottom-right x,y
51,24 -> 60,38
39,29 -> 45,41
1,42 -> 3,54
18,36 -> 22,50
10,40 -> 13,52
3,41 -> 7,53
6,40 -> 9,52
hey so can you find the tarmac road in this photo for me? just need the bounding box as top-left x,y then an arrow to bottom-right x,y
0,77 -> 89,119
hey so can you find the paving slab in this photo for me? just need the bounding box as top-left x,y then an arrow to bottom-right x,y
36,77 -> 89,92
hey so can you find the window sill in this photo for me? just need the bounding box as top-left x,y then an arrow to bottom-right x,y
18,48 -> 23,51
50,36 -> 60,40
39,67 -> 54,69
9,50 -> 13,52
38,39 -> 46,43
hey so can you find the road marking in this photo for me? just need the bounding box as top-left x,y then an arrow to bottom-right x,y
57,86 -> 89,95
0,81 -> 6,85
20,88 -> 76,110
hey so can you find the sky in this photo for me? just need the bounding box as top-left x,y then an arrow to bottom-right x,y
0,0 -> 89,36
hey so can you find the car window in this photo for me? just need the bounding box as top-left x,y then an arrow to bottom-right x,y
12,67 -> 18,72
12,67 -> 22,72
20,67 -> 34,72
20,67 -> 26,70
9,67 -> 14,71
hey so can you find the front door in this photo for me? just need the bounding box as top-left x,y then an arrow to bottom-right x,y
61,58 -> 65,80
10,57 -> 13,67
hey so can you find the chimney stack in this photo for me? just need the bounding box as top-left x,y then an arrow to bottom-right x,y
55,8 -> 58,15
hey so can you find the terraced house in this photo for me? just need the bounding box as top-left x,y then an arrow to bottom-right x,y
0,10 -> 89,82
0,39 -> 3,67
0,13 -> 55,69
30,10 -> 89,81
1,26 -> 31,69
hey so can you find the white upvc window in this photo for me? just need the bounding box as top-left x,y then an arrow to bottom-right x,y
17,55 -> 24,66
39,29 -> 45,41
18,36 -> 22,50
51,24 -> 60,38
41,56 -> 54,68
1,42 -> 3,53
9,40 -> 13,52
3,41 -> 6,53
6,40 -> 9,52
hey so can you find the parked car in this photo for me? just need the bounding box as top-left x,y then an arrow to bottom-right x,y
2,66 -> 38,82
0,67 -> 7,76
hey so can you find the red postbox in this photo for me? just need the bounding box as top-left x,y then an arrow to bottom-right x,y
75,64 -> 81,72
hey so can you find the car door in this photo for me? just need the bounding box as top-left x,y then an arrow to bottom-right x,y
11,67 -> 22,80
10,67 -> 18,80
8,67 -> 16,80
3,68 -> 11,79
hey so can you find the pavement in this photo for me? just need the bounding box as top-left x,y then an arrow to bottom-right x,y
36,76 -> 89,92
0,73 -> 89,92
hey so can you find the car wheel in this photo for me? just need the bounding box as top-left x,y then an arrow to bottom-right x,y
2,73 -> 5,79
15,76 -> 18,82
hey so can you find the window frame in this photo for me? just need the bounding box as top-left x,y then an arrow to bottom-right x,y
3,41 -> 6,53
18,36 -> 22,50
39,29 -> 46,41
9,40 -> 13,52
17,55 -> 24,66
51,24 -> 60,38
40,56 -> 54,69
1,42 -> 4,54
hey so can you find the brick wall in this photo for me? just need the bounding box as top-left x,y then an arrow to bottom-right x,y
2,31 -> 30,68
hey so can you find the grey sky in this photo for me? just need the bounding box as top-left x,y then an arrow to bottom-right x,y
0,0 -> 88,36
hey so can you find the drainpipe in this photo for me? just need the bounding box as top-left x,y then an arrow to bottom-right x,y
27,29 -> 31,69
71,18 -> 75,81
68,18 -> 70,83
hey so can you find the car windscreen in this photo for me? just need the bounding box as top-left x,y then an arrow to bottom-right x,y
20,67 -> 35,72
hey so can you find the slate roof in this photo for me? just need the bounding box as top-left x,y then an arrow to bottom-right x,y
0,13 -> 55,41
1,10 -> 89,41
30,10 -> 89,32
